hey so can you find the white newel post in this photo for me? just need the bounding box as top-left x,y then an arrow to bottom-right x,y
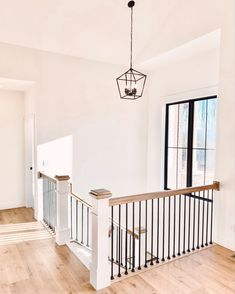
89,189 -> 112,290
36,172 -> 44,221
55,175 -> 70,246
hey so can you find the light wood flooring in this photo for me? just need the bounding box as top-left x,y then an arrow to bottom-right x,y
0,207 -> 234,294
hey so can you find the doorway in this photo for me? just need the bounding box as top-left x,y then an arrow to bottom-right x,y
0,90 -> 26,209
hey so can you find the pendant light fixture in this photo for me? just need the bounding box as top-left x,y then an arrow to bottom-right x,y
116,1 -> 147,100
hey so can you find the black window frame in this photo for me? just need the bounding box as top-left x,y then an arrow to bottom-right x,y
164,95 -> 217,190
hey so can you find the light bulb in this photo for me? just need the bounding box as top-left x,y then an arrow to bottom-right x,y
125,85 -> 137,96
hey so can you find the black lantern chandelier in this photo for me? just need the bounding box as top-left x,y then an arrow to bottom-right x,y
116,1 -> 147,100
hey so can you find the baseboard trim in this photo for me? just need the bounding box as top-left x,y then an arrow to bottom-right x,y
0,202 -> 26,210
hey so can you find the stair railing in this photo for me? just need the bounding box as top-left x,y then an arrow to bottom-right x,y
38,172 -> 57,232
108,181 -> 220,281
69,183 -> 92,249
38,173 -> 220,291
38,172 -> 71,245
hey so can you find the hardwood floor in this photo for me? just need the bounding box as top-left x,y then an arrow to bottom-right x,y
0,207 -> 34,224
0,208 -> 234,294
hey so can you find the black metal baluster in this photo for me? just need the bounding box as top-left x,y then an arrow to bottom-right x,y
201,191 -> 205,247
173,195 -> 176,258
187,194 -> 191,252
138,201 -> 141,270
210,189 -> 214,244
81,203 -> 84,244
86,207 -> 89,247
76,200 -> 78,241
167,196 -> 171,260
121,229 -> 123,266
116,226 -> 118,263
118,205 -> 121,277
197,192 -> 201,249
125,203 -> 128,275
156,198 -> 160,263
111,206 -> 114,280
144,200 -> 148,268
205,190 -> 209,246
183,194 -> 186,254
162,198 -> 165,261
151,199 -> 154,265
129,235 -> 132,269
192,192 -> 196,250
178,194 -> 181,256
132,202 -> 135,272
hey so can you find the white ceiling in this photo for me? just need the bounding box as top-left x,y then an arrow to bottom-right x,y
0,0 -> 222,66
140,30 -> 221,71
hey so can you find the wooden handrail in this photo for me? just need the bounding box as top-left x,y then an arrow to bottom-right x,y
38,172 -> 92,208
69,183 -> 92,209
109,217 -> 139,239
109,181 -> 220,207
38,172 -> 56,184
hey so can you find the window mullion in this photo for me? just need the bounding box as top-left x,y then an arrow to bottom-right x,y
186,101 -> 194,187
164,104 -> 169,189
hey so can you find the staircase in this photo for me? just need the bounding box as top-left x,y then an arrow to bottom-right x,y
38,171 -> 220,291
0,221 -> 53,246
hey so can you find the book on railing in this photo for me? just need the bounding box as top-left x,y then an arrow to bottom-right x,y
90,189 -> 111,198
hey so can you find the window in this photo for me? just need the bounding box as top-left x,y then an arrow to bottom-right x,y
164,96 -> 217,189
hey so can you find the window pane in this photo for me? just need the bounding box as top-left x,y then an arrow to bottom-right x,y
192,149 -> 205,186
165,97 -> 216,189
178,103 -> 189,148
168,105 -> 178,147
205,150 -> 216,184
206,99 -> 217,149
177,148 -> 187,188
193,100 -> 207,148
167,148 -> 177,189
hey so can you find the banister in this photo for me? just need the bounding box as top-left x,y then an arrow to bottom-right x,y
38,171 -> 56,184
109,181 -> 220,207
109,217 -> 139,239
69,183 -> 92,209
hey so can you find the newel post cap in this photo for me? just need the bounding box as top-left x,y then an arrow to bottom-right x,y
90,189 -> 112,199
55,175 -> 70,181
213,181 -> 220,191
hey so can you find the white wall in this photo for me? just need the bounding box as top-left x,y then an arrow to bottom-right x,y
0,43 -> 149,203
214,1 -> 235,251
146,9 -> 235,250
140,0 -> 235,251
37,135 -> 73,178
147,47 -> 220,191
0,0 -> 233,250
36,53 -> 148,197
0,90 -> 25,209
